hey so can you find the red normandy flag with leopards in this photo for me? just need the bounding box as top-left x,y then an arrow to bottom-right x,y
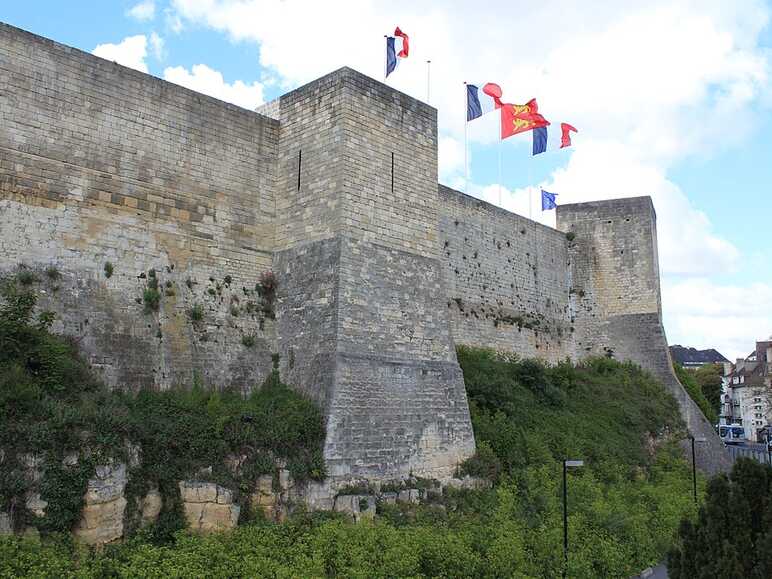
500,98 -> 550,139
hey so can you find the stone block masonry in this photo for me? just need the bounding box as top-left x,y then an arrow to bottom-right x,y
0,22 -> 277,391
0,22 -> 728,479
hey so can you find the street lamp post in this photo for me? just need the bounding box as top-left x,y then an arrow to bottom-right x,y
562,459 -> 584,579
689,436 -> 706,505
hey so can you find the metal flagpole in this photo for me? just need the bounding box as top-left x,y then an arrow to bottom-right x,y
463,83 -> 468,194
498,135 -> 503,207
426,60 -> 431,103
528,148 -> 533,220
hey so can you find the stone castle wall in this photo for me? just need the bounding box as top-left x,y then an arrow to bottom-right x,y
439,185 -> 576,363
0,22 -> 277,391
0,22 -> 728,481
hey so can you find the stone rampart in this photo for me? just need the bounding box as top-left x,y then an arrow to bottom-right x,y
0,23 -> 727,478
0,22 -> 277,391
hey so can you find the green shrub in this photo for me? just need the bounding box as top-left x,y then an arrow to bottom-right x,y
459,441 -> 502,481
44,265 -> 61,280
143,288 -> 161,313
241,334 -> 256,348
188,303 -> 204,323
16,269 -> 38,285
103,262 -> 114,278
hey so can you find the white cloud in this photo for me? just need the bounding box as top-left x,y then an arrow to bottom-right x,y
127,1 -> 156,22
92,35 -> 148,73
168,0 -> 772,352
149,32 -> 165,61
164,7 -> 184,33
663,278 -> 772,360
163,64 -> 264,109
438,136 -> 464,181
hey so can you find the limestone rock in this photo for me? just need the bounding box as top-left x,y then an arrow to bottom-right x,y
74,462 -> 128,545
138,489 -> 162,526
0,512 -> 12,535
333,495 -> 376,522
381,492 -> 398,505
25,493 -> 48,517
179,481 -> 240,533
398,489 -> 420,504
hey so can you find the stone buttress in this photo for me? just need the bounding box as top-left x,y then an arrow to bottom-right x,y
260,68 -> 476,482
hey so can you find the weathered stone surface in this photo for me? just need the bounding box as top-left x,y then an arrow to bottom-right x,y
138,489 -> 162,526
333,495 -> 376,522
74,462 -> 128,545
398,489 -> 420,504
444,476 -> 492,491
179,481 -> 240,533
0,512 -> 12,535
381,492 -> 398,505
25,493 -> 47,517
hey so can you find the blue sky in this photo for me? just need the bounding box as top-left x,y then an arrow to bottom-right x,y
2,0 -> 771,359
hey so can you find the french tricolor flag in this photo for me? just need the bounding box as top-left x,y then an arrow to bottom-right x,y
532,123 -> 578,155
466,82 -> 504,121
385,27 -> 409,78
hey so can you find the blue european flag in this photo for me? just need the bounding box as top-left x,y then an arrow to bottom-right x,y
532,126 -> 548,155
386,37 -> 397,77
541,189 -> 557,210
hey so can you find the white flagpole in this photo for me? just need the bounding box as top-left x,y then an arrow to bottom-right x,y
528,147 -> 533,220
498,135 -> 503,207
463,82 -> 468,194
426,60 -> 431,103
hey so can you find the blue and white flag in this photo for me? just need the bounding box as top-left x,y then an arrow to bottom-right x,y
541,189 -> 558,210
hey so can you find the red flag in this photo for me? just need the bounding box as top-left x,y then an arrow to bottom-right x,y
394,27 -> 409,58
560,123 -> 577,148
500,99 -> 550,139
482,83 -> 504,109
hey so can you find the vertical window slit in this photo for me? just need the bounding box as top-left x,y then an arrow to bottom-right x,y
391,152 -> 394,193
297,150 -> 302,191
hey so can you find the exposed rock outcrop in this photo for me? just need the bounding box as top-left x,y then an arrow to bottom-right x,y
179,481 -> 240,533
74,463 -> 128,545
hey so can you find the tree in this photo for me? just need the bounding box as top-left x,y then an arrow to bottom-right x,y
668,458 -> 772,578
692,363 -> 723,418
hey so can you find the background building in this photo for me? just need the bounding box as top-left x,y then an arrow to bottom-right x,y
724,340 -> 772,441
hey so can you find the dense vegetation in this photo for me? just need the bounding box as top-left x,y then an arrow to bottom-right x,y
669,457 -> 772,578
690,363 -> 723,418
0,277 -> 326,539
1,312 -> 703,578
674,362 -> 719,425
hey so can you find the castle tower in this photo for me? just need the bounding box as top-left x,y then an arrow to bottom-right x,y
260,68 -> 476,481
557,198 -> 731,475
